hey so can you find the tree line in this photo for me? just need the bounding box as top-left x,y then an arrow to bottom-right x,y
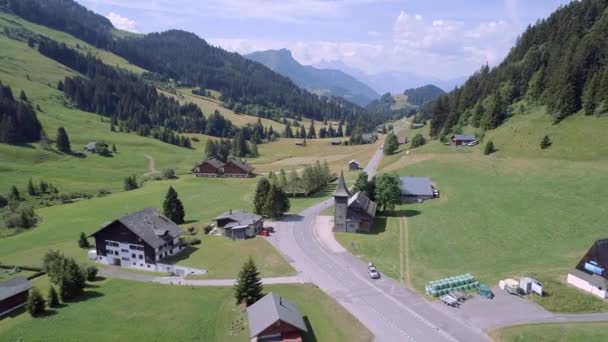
0,82 -> 42,144
425,0 -> 608,140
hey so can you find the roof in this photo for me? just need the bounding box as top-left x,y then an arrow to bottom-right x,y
348,192 -> 377,218
214,210 -> 262,229
399,177 -> 434,197
247,292 -> 308,338
205,158 -> 225,169
334,171 -> 351,198
0,277 -> 32,301
349,160 -> 360,165
573,239 -> 608,284
452,134 -> 476,141
226,159 -> 254,173
91,208 -> 183,248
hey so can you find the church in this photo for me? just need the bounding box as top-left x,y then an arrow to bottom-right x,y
334,172 -> 378,233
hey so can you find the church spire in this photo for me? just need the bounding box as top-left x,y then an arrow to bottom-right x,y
334,170 -> 350,198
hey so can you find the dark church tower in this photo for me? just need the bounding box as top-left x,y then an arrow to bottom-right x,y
334,171 -> 350,232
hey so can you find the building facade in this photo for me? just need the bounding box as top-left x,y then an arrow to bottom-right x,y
334,172 -> 377,233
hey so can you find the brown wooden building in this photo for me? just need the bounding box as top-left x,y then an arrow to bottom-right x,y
192,158 -> 225,177
192,158 -> 254,178
0,277 -> 32,317
247,292 -> 308,341
223,159 -> 254,178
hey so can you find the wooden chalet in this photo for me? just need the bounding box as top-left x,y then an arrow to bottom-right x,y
192,158 -> 225,177
223,159 -> 255,178
192,158 -> 254,178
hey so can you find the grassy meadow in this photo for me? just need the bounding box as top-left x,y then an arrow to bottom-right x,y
0,278 -> 372,342
491,322 -> 608,342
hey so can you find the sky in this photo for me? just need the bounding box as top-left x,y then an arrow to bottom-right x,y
79,0 -> 573,81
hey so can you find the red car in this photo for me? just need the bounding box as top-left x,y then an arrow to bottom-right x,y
258,229 -> 269,237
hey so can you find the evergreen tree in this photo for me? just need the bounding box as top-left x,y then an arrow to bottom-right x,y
289,169 -> 299,197
307,121 -> 317,139
0,194 -> 7,209
112,144 -> 117,152
27,178 -> 38,196
540,135 -> 552,150
55,127 -> 71,153
26,287 -> 45,317
263,184 -> 290,219
47,286 -> 60,308
234,257 -> 264,306
78,232 -> 90,248
337,122 -> 344,137
283,122 -> 294,138
250,140 -> 258,157
162,186 -> 185,224
299,126 -> 306,139
484,140 -> 495,155
9,185 -> 21,201
375,174 -> 401,212
383,133 -> 399,155
19,90 -> 28,102
59,258 -> 86,301
123,176 -> 138,191
278,169 -> 288,189
253,178 -> 271,215
204,140 -> 218,159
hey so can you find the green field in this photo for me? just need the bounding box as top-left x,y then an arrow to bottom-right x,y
491,322 -> 608,342
0,278 -> 372,342
339,109 -> 608,313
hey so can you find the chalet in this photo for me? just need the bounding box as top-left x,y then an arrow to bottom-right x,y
192,158 -> 225,177
349,160 -> 361,171
399,177 -> 436,203
247,292 -> 308,341
222,159 -> 255,178
567,239 -> 608,299
213,210 -> 263,240
0,277 -> 32,317
451,134 -> 477,146
83,142 -> 97,152
398,136 -> 408,145
334,172 -> 377,233
90,208 -> 184,271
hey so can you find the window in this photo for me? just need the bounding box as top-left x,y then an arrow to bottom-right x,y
147,265 -> 150,268
133,262 -> 136,265
140,264 -> 143,267
122,257 -> 129,261
121,249 -> 128,253
132,254 -> 136,258
139,255 -> 143,260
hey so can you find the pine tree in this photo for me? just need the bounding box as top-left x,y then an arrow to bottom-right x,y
78,232 -> 90,248
123,176 -> 138,191
163,186 -> 185,224
484,140 -> 495,155
9,185 -> 21,201
307,121 -> 317,139
59,258 -> 86,301
27,178 -> 38,196
47,286 -> 60,308
263,184 -> 290,219
253,178 -> 271,215
289,169 -> 299,197
55,127 -> 71,153
337,122 -> 344,137
234,257 -> 264,306
540,135 -> 552,150
299,126 -> 306,139
19,90 -> 28,102
204,140 -> 218,159
26,287 -> 46,317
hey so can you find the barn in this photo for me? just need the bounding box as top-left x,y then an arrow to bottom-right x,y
399,177 -> 436,203
451,134 -> 477,146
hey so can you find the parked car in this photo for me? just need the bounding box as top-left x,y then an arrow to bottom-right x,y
368,264 -> 380,279
258,229 -> 269,237
467,140 -> 479,146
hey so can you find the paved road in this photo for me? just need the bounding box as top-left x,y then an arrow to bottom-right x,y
99,267 -> 304,286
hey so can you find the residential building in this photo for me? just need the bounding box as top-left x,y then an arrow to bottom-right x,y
334,172 -> 377,233
399,177 -> 436,203
247,292 -> 308,342
567,239 -> 608,299
90,208 -> 185,272
0,277 -> 32,317
192,158 -> 255,178
213,209 -> 263,240
192,158 -> 225,177
451,134 -> 477,146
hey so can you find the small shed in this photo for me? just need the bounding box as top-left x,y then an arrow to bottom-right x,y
349,160 -> 361,171
451,134 -> 477,146
247,292 -> 308,341
0,277 -> 33,317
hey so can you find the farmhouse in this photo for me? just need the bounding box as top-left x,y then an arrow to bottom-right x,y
349,160 -> 361,171
192,158 -> 254,178
0,277 -> 32,317
334,172 -> 377,233
399,177 -> 436,203
90,208 -> 185,271
247,292 -> 308,341
567,239 -> 608,299
213,209 -> 263,240
451,134 -> 477,146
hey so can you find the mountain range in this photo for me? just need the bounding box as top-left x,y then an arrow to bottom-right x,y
245,49 -> 379,107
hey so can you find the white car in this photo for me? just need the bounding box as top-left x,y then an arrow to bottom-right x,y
368,265 -> 380,279
467,140 -> 479,146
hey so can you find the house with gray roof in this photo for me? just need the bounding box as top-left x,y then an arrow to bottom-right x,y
0,277 -> 32,317
334,171 -> 378,233
399,177 -> 436,203
247,292 -> 308,341
90,208 -> 185,271
213,209 -> 263,240
451,134 -> 477,146
567,239 -> 608,299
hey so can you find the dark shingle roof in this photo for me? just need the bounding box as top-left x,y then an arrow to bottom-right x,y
227,159 -> 254,173
214,210 -> 262,229
399,177 -> 434,197
334,171 -> 351,198
92,208 -> 182,248
206,158 -> 225,169
0,277 -> 32,301
452,134 -> 476,141
247,292 -> 308,338
348,192 -> 377,218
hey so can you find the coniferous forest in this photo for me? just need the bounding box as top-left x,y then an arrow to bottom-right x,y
426,0 -> 608,140
0,82 -> 42,144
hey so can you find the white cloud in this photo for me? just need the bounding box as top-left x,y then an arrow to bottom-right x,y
106,12 -> 139,32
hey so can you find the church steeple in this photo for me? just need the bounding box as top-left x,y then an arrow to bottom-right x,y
334,170 -> 351,198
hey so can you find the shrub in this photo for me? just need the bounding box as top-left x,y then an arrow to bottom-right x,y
78,232 -> 90,248
162,168 -> 176,179
191,137 -> 200,142
26,287 -> 46,317
203,225 -> 213,234
186,226 -> 196,235
47,286 -> 60,308
411,134 -> 426,148
484,140 -> 495,155
540,135 -> 552,149
97,189 -> 111,197
0,194 -> 7,208
81,264 -> 98,281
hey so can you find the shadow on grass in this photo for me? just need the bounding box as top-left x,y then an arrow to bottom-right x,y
9,143 -> 36,149
163,245 -> 199,264
182,219 -> 199,225
69,152 -> 87,158
357,217 -> 387,235
68,290 -> 104,303
385,209 -> 421,218
302,316 -> 318,342
92,276 -> 106,282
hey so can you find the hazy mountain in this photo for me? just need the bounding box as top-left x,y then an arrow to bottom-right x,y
314,59 -> 466,94
245,49 -> 379,106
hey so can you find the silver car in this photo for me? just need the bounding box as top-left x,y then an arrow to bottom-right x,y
368,265 -> 380,279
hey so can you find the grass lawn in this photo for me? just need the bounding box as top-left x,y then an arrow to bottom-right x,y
491,322 -> 608,342
0,278 -> 372,342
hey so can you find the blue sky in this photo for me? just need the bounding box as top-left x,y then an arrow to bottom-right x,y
79,0 -> 572,80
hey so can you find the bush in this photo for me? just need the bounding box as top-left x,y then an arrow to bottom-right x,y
162,168 -> 176,179
203,225 -> 213,234
47,286 -> 60,308
81,264 -> 98,281
26,287 -> 46,317
540,135 -> 552,149
0,194 -> 7,208
78,232 -> 90,248
97,189 -> 111,197
484,140 -> 495,155
186,226 -> 196,235
411,134 -> 426,148
191,137 -> 200,142
182,236 -> 201,246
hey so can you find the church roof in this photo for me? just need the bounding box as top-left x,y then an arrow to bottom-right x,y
334,171 -> 351,198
